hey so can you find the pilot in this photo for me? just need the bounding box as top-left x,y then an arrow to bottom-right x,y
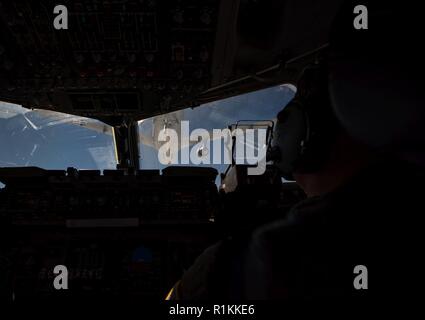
167,1 -> 425,301
243,61 -> 387,300
240,1 -> 425,301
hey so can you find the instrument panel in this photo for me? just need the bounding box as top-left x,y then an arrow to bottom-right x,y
0,0 -> 222,125
0,166 -> 219,226
0,165 -> 305,301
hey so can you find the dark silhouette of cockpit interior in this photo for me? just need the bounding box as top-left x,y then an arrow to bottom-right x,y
0,0 -> 424,305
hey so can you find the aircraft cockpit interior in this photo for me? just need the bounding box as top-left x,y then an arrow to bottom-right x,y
1,0 -> 424,313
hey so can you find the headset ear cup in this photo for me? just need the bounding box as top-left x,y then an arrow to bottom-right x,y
272,102 -> 308,179
292,109 -> 324,174
295,106 -> 339,173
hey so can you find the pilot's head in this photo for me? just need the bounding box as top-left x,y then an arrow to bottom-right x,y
271,0 -> 425,196
272,61 -> 375,197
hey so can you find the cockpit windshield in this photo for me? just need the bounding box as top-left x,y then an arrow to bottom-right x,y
138,84 -> 296,177
0,101 -> 116,170
0,84 -> 295,180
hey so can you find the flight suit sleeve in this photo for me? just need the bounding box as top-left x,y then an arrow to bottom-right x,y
166,241 -> 224,300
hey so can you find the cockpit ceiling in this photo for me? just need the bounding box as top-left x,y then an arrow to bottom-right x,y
0,0 -> 343,125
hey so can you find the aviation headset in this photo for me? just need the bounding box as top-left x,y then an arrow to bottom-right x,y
270,61 -> 340,180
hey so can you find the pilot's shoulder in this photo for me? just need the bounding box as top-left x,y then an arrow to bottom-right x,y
178,241 -> 224,299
